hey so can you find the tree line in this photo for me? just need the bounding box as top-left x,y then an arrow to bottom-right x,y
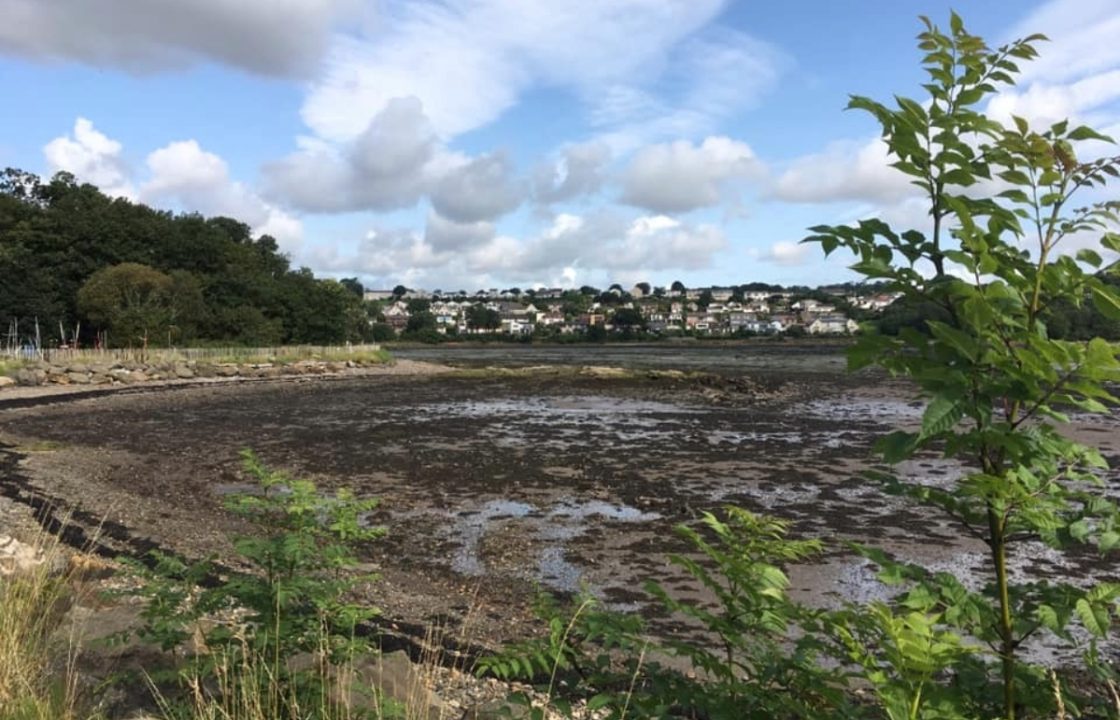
0,169 -> 374,347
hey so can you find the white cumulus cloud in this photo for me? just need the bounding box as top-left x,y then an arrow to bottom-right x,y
771,138 -> 916,205
44,119 -> 302,253
43,118 -> 133,198
265,97 -> 437,213
621,136 -> 763,213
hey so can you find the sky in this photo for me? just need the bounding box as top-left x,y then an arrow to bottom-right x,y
1,0 -> 1119,292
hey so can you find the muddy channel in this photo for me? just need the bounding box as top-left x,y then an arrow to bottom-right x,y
1,344 -> 1118,658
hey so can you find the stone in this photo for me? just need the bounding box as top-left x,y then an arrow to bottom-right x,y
130,371 -> 149,383
46,365 -> 67,376
90,373 -> 111,385
174,365 -> 195,379
0,535 -> 66,576
194,364 -> 217,378
462,698 -> 533,720
16,368 -> 47,386
0,376 -> 15,388
350,651 -> 447,720
66,372 -> 91,385
215,365 -> 239,377
50,374 -> 71,385
67,363 -> 90,374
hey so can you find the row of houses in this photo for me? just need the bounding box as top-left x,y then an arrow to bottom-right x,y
377,295 -> 863,336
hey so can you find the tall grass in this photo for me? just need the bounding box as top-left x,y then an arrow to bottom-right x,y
0,529 -> 91,720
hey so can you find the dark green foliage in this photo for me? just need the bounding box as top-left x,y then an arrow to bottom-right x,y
466,304 -> 501,331
0,170 -> 369,346
123,450 -> 384,714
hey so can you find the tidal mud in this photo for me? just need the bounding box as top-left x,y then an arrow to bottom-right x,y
1,346 -> 1117,655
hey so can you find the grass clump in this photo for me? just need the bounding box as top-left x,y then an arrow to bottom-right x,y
0,529 -> 95,720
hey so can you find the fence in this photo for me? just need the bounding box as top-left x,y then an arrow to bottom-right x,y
0,344 -> 384,365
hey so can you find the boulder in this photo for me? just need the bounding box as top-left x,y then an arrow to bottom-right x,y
194,363 -> 217,378
90,373 -> 112,385
67,363 -> 90,374
174,365 -> 195,379
50,374 -> 71,385
16,368 -> 47,386
351,650 -> 447,720
0,376 -> 15,389
215,365 -> 239,377
46,365 -> 67,376
66,372 -> 91,385
130,371 -> 149,383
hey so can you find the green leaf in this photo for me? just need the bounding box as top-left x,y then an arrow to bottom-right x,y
1076,597 -> 1111,637
1069,519 -> 1091,542
1091,284 -> 1120,321
919,395 -> 964,440
1077,248 -> 1104,268
1068,126 -> 1115,143
877,431 -> 919,463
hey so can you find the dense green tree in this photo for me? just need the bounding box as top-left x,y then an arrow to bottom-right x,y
611,307 -> 644,329
77,263 -> 174,346
405,311 -> 437,334
339,277 -> 364,297
466,304 -> 501,331
0,169 -> 376,346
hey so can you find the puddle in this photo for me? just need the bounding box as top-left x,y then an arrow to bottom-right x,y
804,396 -> 925,425
446,497 -> 660,592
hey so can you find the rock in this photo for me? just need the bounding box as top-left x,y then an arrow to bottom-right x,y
351,651 -> 447,720
0,535 -> 66,576
261,366 -> 283,378
462,698 -> 533,720
66,372 -> 91,385
174,365 -> 195,379
50,374 -> 71,385
67,363 -> 90,374
90,373 -> 111,385
46,365 -> 67,376
327,362 -> 347,372
194,363 -> 217,378
0,376 -> 15,389
215,365 -> 239,377
130,371 -> 149,383
109,369 -> 133,384
15,368 -> 47,386
89,363 -> 113,375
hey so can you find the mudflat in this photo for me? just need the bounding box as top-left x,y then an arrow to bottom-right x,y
1,345 -> 1117,653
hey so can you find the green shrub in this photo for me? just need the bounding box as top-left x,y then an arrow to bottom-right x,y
124,450 -> 385,717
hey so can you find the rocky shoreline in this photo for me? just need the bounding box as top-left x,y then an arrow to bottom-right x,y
4,356 -> 398,388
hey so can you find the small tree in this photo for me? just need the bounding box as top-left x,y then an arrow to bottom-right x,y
807,14 -> 1120,719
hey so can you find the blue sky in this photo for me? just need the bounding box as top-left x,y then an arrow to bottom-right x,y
2,0 -> 1118,291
